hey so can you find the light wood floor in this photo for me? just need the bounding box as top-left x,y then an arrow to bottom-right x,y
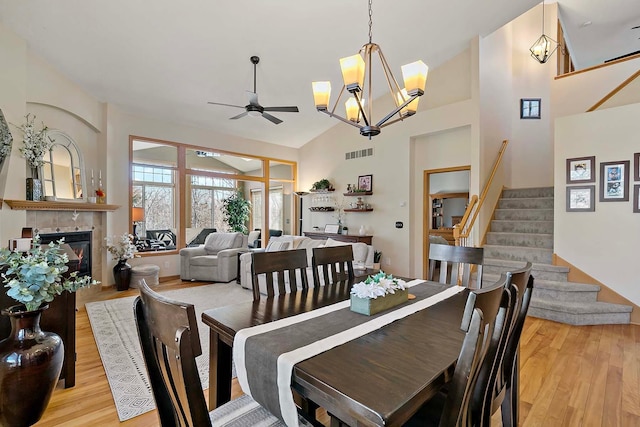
34,280 -> 640,427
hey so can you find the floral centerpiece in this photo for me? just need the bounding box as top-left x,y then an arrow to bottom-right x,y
16,113 -> 54,175
105,233 -> 138,291
0,236 -> 98,312
350,271 -> 408,316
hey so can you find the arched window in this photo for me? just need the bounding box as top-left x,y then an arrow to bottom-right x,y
42,130 -> 85,201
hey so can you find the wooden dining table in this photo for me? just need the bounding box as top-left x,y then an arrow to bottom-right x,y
201,280 -> 470,427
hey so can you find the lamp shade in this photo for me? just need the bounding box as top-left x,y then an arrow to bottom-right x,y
401,60 -> 428,96
397,89 -> 419,116
339,54 -> 365,92
345,97 -> 362,122
312,81 -> 331,110
132,207 -> 145,222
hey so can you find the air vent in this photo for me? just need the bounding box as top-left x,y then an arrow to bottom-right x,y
345,148 -> 374,160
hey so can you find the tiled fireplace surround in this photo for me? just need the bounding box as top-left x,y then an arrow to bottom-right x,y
26,209 -> 106,301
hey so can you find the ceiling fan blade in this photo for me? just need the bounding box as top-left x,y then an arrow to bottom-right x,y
261,112 -> 283,125
246,91 -> 259,106
207,101 -> 245,109
263,106 -> 299,113
230,111 -> 249,120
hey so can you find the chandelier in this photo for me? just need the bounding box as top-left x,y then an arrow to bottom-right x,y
311,0 -> 428,138
529,0 -> 558,64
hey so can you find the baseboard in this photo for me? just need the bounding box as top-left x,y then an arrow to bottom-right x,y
159,274 -> 180,283
553,254 -> 640,325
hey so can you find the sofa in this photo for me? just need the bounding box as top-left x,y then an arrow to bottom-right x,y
179,232 -> 247,282
238,235 -> 375,293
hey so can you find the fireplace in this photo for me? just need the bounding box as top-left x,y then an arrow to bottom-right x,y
39,231 -> 92,278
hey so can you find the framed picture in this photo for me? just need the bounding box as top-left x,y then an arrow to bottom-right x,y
324,224 -> 340,234
634,152 -> 640,181
566,156 -> 595,184
566,186 -> 595,212
635,185 -> 640,213
600,160 -> 630,202
520,98 -> 541,119
358,174 -> 373,192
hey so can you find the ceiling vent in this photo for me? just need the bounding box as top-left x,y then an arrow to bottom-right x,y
345,147 -> 374,160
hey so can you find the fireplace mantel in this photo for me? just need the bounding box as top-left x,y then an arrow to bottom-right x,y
4,200 -> 120,212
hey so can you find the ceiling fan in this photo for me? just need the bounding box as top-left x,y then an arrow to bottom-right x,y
207,56 -> 299,124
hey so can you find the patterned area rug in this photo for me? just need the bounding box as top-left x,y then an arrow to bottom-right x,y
86,282 -> 254,421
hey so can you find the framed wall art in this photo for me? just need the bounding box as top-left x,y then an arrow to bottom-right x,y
566,156 -> 595,184
600,160 -> 630,202
357,174 -> 373,192
566,185 -> 595,212
634,152 -> 640,181
520,98 -> 541,119
634,185 -> 640,213
324,224 -> 340,234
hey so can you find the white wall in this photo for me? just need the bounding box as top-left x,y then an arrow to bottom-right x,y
555,103 -> 640,304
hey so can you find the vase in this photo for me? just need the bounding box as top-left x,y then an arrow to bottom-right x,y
359,225 -> 366,236
113,259 -> 132,291
0,305 -> 64,427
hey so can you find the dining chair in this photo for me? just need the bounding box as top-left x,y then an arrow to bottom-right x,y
251,248 -> 309,301
311,245 -> 354,287
133,279 -> 314,427
490,263 -> 534,427
404,274 -> 509,427
428,243 -> 484,288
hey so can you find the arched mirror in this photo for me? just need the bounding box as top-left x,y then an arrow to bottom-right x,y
41,130 -> 85,201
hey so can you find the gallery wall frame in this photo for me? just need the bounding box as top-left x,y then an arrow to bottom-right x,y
634,152 -> 640,181
634,185 -> 640,213
520,98 -> 541,119
357,174 -> 373,192
566,185 -> 595,212
566,156 -> 596,184
600,160 -> 630,202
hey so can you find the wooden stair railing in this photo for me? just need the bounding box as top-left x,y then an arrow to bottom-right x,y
454,140 -> 509,246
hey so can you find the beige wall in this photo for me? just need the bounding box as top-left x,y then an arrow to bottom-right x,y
554,102 -> 640,305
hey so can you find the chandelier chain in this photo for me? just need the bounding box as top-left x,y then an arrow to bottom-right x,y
368,0 -> 373,43
541,0 -> 545,34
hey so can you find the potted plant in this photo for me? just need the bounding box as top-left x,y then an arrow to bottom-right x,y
373,251 -> 382,270
310,178 -> 334,192
15,113 -> 54,201
105,233 -> 138,291
350,271 -> 408,315
0,236 -> 98,426
222,190 -> 251,234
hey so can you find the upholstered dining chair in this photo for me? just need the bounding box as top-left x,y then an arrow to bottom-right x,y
428,243 -> 484,288
311,245 -> 355,287
133,279 -> 313,427
490,263 -> 534,427
403,274 -> 510,427
251,248 -> 309,301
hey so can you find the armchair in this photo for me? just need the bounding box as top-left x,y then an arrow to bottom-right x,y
179,232 -> 245,282
248,229 -> 283,249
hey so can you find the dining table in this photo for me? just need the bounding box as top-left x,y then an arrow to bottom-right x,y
201,279 -> 470,427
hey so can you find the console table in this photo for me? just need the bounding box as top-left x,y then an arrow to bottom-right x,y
303,231 -> 373,245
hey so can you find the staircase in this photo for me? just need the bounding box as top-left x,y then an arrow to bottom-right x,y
481,187 -> 632,325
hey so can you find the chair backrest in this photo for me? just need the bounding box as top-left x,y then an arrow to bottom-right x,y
251,248 -> 309,300
428,243 -> 484,288
134,280 -> 211,427
311,245 -> 355,286
439,275 -> 507,427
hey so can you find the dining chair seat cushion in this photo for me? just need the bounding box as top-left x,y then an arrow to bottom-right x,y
209,394 -> 314,427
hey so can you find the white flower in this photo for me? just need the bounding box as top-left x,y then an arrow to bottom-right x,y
350,271 -> 407,299
15,114 -> 53,169
105,233 -> 138,261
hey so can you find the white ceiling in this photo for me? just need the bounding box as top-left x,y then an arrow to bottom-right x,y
1,1 -> 637,149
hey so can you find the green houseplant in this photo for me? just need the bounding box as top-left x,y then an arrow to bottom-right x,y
0,236 -> 98,426
222,190 -> 251,234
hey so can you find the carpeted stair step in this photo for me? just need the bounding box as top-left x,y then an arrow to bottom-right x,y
494,208 -> 554,221
483,259 -> 569,282
483,244 -> 553,264
486,232 -> 553,248
528,299 -> 632,325
482,273 -> 600,302
498,197 -> 554,209
490,220 -> 554,234
501,187 -> 554,199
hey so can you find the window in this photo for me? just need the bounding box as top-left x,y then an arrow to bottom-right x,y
189,175 -> 237,231
132,164 -> 176,234
251,186 -> 284,231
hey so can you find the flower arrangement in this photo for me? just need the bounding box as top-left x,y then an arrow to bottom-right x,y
15,113 -> 54,170
105,233 -> 137,261
0,237 -> 98,312
350,271 -> 407,299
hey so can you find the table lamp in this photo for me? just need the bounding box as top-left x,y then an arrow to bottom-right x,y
132,207 -> 145,241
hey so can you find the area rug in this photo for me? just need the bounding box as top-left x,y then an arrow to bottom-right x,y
86,282 -> 254,421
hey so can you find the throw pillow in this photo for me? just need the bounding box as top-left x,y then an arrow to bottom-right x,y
265,236 -> 294,252
324,237 -> 349,247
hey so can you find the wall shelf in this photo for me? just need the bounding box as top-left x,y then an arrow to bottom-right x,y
344,208 -> 374,212
4,200 -> 120,212
309,207 -> 335,212
343,192 -> 373,196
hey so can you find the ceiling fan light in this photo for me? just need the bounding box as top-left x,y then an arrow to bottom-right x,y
339,54 -> 365,93
401,61 -> 428,96
530,34 -> 557,64
312,81 -> 331,110
248,110 -> 261,117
